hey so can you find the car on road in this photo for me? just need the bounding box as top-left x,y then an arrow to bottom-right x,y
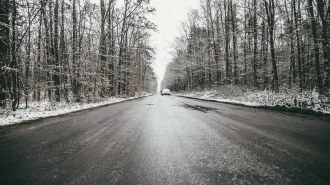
161,89 -> 171,96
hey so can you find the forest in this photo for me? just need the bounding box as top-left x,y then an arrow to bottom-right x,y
0,0 -> 157,111
162,0 -> 330,112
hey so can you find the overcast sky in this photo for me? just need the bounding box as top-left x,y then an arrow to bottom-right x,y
147,0 -> 200,87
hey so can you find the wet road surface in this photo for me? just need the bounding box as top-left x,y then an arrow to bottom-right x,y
1,95 -> 330,184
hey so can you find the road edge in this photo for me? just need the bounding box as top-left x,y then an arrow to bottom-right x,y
0,95 -> 153,128
174,94 -> 330,119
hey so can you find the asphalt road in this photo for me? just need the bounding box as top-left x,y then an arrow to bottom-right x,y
1,95 -> 330,185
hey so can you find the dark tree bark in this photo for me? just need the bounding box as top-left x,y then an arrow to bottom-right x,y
265,0 -> 279,92
99,0 -> 107,90
243,0 -> 248,86
316,0 -> 330,90
41,0 -> 52,99
108,0 -> 115,96
284,0 -> 295,88
24,2 -> 32,108
54,0 -> 60,101
0,0 -> 10,107
253,0 -> 258,88
72,0 -> 78,96
224,0 -> 230,85
308,0 -> 323,93
261,20 -> 269,89
118,0 -> 129,96
206,0 -> 213,89
230,0 -> 238,85
60,0 -> 69,102
215,11 -> 221,85
293,0 -> 303,91
10,0 -> 18,111
35,5 -> 43,101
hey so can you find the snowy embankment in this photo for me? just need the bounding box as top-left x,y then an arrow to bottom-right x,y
0,94 -> 151,126
174,86 -> 330,115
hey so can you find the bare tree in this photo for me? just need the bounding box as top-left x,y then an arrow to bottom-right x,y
308,0 -> 323,93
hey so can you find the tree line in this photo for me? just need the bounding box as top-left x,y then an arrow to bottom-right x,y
163,0 -> 330,96
0,0 -> 157,111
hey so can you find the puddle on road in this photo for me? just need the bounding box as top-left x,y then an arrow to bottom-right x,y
180,103 -> 218,113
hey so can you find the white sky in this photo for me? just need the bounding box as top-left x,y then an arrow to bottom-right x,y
147,0 -> 200,90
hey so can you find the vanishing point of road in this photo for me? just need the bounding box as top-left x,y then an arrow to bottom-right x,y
1,95 -> 330,184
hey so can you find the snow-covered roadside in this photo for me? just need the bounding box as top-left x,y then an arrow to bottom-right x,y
0,94 -> 151,126
174,89 -> 330,114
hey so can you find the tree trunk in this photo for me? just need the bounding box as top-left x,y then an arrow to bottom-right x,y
99,0 -> 107,96
293,0 -> 303,91
316,0 -> 330,90
118,0 -> 129,96
261,21 -> 269,89
54,0 -> 60,101
25,2 -> 31,108
308,0 -> 323,93
41,0 -> 52,99
253,0 -> 258,88
72,0 -> 78,96
108,0 -> 115,96
224,0 -> 230,85
11,0 -> 18,111
243,0 -> 248,86
265,0 -> 279,92
231,0 -> 238,85
206,0 -> 213,89
60,0 -> 68,102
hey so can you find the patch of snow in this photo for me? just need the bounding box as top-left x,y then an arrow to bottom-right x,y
0,94 -> 151,126
175,87 -> 330,114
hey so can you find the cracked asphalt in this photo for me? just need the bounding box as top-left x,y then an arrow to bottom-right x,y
0,94 -> 330,184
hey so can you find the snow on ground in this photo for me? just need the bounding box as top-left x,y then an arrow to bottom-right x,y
1,88 -> 329,126
175,88 -> 330,114
0,94 -> 151,126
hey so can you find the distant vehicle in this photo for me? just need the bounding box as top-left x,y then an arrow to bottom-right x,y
161,89 -> 171,96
